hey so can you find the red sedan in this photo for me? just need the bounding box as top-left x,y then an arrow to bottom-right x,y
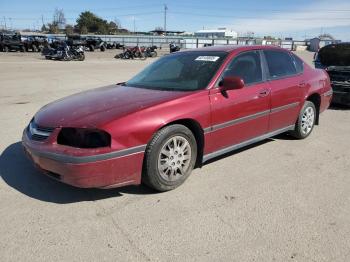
22,45 -> 332,191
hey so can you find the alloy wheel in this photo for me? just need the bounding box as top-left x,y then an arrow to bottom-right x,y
157,135 -> 192,182
301,106 -> 315,135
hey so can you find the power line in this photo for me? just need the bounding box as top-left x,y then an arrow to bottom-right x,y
6,12 -> 163,21
1,4 -> 162,13
169,4 -> 350,13
169,11 -> 350,20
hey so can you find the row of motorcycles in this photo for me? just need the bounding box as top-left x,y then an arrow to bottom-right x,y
115,42 -> 181,60
42,42 -> 181,61
115,45 -> 158,60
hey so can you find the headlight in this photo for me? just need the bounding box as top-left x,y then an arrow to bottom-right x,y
57,128 -> 111,148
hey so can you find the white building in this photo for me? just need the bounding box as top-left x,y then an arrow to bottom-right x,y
194,28 -> 238,38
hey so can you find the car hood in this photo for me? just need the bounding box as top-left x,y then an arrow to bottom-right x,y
34,84 -> 191,128
318,43 -> 350,67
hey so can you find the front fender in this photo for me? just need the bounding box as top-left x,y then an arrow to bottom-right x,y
102,90 -> 211,151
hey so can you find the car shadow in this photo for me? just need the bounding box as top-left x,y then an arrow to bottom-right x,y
203,139 -> 274,165
0,142 -> 156,204
202,131 -> 298,165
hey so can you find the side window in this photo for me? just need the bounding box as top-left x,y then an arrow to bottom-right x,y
291,53 -> 304,74
264,50 -> 297,79
222,51 -> 263,85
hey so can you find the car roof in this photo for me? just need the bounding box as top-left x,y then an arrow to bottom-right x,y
181,45 -> 287,53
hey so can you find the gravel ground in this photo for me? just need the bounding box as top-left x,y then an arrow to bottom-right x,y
0,50 -> 349,262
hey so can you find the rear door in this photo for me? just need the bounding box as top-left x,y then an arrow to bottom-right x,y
208,50 -> 271,153
263,49 -> 304,132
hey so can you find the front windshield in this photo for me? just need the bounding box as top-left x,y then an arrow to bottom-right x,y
126,51 -> 228,91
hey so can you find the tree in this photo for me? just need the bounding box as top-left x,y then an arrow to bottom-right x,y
76,11 -> 110,34
53,9 -> 66,30
41,24 -> 48,32
65,24 -> 74,35
48,22 -> 59,34
80,25 -> 88,34
108,21 -> 119,34
319,33 -> 335,40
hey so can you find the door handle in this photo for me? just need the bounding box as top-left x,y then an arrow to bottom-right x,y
258,89 -> 270,97
299,81 -> 306,88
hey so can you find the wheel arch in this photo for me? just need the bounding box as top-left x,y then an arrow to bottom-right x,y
306,93 -> 321,125
152,118 -> 205,168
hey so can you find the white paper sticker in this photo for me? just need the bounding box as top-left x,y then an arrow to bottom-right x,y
195,56 -> 220,62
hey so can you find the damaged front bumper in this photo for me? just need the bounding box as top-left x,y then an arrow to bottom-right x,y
22,129 -> 145,188
331,82 -> 350,106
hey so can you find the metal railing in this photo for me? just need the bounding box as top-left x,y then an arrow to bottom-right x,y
21,33 -> 340,51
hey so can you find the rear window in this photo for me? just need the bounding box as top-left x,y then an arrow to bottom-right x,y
264,50 -> 297,79
291,54 -> 304,74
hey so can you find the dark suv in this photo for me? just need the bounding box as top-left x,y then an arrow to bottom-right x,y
22,35 -> 48,52
67,35 -> 107,52
0,32 -> 25,52
314,43 -> 350,106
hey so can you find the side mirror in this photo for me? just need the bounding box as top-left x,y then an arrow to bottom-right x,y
219,76 -> 245,92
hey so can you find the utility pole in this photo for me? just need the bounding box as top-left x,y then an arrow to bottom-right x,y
3,16 -> 6,30
41,15 -> 44,29
133,16 -> 136,34
164,4 -> 168,36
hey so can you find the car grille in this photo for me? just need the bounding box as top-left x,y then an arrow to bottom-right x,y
328,70 -> 350,92
27,121 -> 55,141
328,71 -> 350,82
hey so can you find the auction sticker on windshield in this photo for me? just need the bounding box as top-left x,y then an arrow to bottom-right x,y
195,56 -> 220,62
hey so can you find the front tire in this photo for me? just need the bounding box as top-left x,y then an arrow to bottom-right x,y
291,101 -> 316,139
142,124 -> 197,191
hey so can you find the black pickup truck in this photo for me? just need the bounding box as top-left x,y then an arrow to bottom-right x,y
0,32 -> 25,52
67,35 -> 107,51
314,43 -> 350,106
22,35 -> 48,52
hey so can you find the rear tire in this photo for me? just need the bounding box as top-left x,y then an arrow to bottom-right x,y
290,101 -> 316,139
142,124 -> 197,191
140,52 -> 147,60
89,45 -> 95,52
78,53 -> 85,61
100,45 -> 106,52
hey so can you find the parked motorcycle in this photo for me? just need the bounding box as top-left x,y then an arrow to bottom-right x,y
144,45 -> 158,57
114,46 -> 133,59
42,43 -> 85,61
169,42 -> 180,53
114,46 -> 146,60
132,46 -> 147,60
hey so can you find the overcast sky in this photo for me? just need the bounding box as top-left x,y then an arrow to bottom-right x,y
1,0 -> 349,40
